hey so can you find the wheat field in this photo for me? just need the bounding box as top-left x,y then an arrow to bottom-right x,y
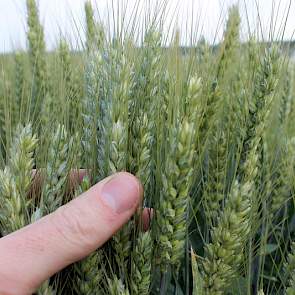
0,1 -> 295,294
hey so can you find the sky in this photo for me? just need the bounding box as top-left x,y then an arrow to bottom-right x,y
0,0 -> 294,52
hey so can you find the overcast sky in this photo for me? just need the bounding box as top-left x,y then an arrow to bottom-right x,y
0,0 -> 294,52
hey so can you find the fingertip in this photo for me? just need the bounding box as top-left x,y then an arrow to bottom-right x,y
99,172 -> 143,214
117,172 -> 144,199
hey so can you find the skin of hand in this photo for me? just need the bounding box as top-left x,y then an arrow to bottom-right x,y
0,172 -> 144,294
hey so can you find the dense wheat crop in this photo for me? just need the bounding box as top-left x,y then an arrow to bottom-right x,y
0,1 -> 295,294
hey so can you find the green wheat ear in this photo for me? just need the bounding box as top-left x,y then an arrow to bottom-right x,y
270,137 -> 295,215
82,50 -> 102,170
239,47 -> 279,181
156,76 -> 201,272
279,67 -> 292,126
96,41 -> 135,284
85,1 -> 105,51
129,29 -> 162,192
97,44 -> 132,178
0,124 -> 37,234
26,0 -> 48,122
77,251 -> 104,294
41,124 -> 73,215
216,5 -> 241,80
131,232 -> 152,295
58,39 -> 80,131
202,7 -> 241,223
198,5 -> 240,148
202,181 -> 251,294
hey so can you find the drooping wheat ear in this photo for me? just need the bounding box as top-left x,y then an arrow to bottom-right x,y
0,124 -> 37,234
108,276 -> 130,295
26,0 -> 48,120
286,242 -> 295,295
131,232 -> 152,295
239,47 -> 279,182
82,50 -> 102,170
41,124 -> 73,215
202,181 -> 251,294
216,5 -> 241,80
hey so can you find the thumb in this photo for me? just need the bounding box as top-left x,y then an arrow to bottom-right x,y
0,172 -> 142,293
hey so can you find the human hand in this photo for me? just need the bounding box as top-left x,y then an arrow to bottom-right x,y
0,172 -> 144,294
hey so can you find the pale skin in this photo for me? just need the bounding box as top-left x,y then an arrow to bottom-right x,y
0,171 -> 149,294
